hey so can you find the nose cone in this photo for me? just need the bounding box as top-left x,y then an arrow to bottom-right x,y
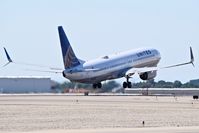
155,49 -> 161,61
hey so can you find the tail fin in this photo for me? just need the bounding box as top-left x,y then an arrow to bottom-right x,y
58,26 -> 80,68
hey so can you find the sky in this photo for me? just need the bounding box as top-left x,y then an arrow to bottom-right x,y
0,0 -> 199,83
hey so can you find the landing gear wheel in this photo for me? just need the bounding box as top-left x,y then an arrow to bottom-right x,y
127,82 -> 132,88
123,82 -> 128,88
123,76 -> 132,88
97,83 -> 102,88
93,82 -> 102,89
93,84 -> 97,89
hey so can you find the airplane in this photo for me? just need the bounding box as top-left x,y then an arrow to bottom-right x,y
3,26 -> 195,89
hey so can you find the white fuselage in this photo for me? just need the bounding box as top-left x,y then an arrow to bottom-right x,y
63,48 -> 161,83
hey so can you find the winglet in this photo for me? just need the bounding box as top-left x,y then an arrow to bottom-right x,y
3,47 -> 13,67
190,46 -> 194,67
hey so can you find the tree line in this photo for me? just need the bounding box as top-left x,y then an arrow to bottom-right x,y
52,79 -> 199,93
132,79 -> 199,88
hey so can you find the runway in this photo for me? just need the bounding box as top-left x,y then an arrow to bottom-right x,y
12,126 -> 199,133
0,94 -> 199,133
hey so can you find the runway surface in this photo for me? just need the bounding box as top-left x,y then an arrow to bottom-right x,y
0,94 -> 199,133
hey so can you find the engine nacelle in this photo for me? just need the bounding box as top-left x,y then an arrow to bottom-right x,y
139,71 -> 157,80
62,71 -> 66,78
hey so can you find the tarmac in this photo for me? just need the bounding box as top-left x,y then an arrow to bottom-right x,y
0,94 -> 199,133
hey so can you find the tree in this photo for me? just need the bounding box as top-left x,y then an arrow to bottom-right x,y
173,80 -> 182,88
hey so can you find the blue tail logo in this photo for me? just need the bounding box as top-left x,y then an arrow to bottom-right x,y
58,26 -> 80,68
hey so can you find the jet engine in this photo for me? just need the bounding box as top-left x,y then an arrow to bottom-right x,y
139,71 -> 157,80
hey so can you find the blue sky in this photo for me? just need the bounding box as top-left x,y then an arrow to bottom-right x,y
0,0 -> 199,83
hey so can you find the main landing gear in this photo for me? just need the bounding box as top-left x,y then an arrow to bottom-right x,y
93,82 -> 102,89
123,76 -> 132,88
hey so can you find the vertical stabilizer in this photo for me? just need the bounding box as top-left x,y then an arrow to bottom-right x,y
58,26 -> 80,68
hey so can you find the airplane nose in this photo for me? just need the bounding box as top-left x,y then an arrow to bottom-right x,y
156,50 -> 161,60
154,49 -> 161,60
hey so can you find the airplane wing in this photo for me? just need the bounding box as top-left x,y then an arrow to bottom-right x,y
25,69 -> 63,74
126,47 -> 194,77
3,47 -> 64,71
3,47 -> 100,74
